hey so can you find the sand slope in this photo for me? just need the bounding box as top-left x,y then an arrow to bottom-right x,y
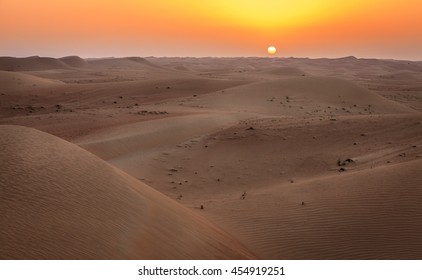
0,70 -> 64,92
59,56 -> 88,68
186,76 -> 415,116
76,113 -> 243,161
0,56 -> 73,71
209,160 -> 422,259
0,56 -> 163,72
0,125 -> 255,259
87,57 -> 163,70
263,66 -> 307,76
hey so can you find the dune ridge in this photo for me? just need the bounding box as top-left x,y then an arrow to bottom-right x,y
0,56 -> 73,71
0,56 -> 163,72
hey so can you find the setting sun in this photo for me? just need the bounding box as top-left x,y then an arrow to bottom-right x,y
267,46 -> 277,55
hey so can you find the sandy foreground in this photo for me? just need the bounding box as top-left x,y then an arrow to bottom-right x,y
0,56 -> 421,259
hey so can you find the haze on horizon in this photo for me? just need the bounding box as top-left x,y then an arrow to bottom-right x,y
0,0 -> 421,60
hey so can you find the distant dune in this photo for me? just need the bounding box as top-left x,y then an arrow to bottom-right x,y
0,70 -> 64,92
59,56 -> 88,68
187,76 -> 415,115
0,125 -> 255,259
0,56 -> 162,72
173,65 -> 192,72
0,56 -> 72,71
87,57 -> 163,70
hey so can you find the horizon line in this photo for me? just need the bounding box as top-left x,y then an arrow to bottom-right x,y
1,55 -> 421,62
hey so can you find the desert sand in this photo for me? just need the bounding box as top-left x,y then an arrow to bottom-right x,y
0,56 -> 421,259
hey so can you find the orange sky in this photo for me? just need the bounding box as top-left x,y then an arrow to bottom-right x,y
0,0 -> 421,59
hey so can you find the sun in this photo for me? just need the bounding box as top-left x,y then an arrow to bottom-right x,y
267,46 -> 277,55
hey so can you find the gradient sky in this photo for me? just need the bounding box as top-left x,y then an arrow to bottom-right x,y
1,0 -> 421,59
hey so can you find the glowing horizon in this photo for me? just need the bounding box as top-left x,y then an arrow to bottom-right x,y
0,0 -> 421,60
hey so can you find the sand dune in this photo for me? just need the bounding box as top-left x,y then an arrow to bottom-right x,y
0,125 -> 255,259
59,56 -> 88,68
76,113 -> 243,161
135,113 -> 421,192
87,57 -> 164,70
173,65 -> 192,72
0,70 -> 64,92
378,70 -> 422,81
207,160 -> 422,259
263,66 -> 307,76
0,56 -> 73,71
0,56 -> 421,260
186,76 -> 415,116
0,56 -> 162,72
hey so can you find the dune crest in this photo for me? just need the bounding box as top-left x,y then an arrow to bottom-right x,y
59,56 -> 88,68
0,56 -> 72,71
